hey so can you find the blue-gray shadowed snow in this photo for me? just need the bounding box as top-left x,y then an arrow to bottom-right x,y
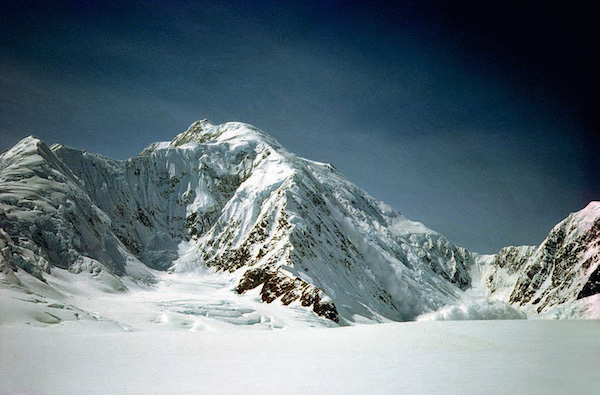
0,1 -> 597,253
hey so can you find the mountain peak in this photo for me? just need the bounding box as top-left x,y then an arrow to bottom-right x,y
0,135 -> 53,169
139,120 -> 285,158
581,201 -> 600,215
169,119 -> 217,147
571,201 -> 600,235
191,118 -> 215,129
2,135 -> 44,155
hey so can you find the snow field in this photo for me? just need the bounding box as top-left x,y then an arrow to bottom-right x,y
1,320 -> 598,394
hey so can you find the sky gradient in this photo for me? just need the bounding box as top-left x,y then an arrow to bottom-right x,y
1,1 -> 597,253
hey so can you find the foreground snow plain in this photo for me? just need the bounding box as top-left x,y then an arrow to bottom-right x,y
1,320 -> 598,394
1,271 -> 599,394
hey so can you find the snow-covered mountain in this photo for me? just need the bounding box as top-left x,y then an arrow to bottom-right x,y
1,120 -> 598,326
0,136 -> 154,288
477,202 -> 600,318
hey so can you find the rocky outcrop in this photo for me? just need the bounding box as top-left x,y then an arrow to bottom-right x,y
235,267 -> 339,322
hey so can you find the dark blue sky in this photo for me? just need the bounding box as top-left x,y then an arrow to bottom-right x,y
1,1 -> 597,253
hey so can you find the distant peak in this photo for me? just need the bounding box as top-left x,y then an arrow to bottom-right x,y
579,201 -> 600,219
574,201 -> 600,220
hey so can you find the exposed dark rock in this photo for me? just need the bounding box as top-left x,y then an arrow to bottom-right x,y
207,246 -> 252,272
577,265 -> 600,299
235,267 -> 272,294
312,296 -> 339,322
136,209 -> 152,227
235,267 -> 339,322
